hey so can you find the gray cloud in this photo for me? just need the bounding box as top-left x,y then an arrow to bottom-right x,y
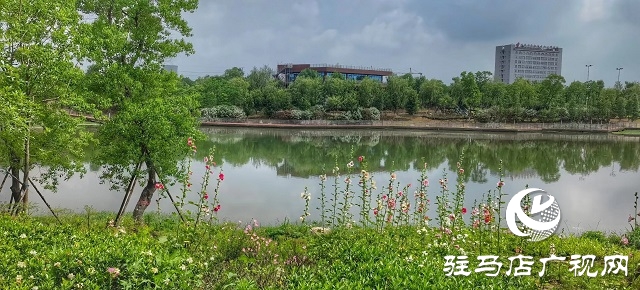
171,0 -> 640,86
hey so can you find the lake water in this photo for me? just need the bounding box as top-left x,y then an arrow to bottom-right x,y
2,127 -> 639,234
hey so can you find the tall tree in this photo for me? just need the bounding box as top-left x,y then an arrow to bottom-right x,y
78,0 -> 202,222
0,0 -> 91,214
223,67 -> 244,79
537,74 -> 566,110
418,79 -> 447,108
289,77 -> 323,110
246,65 -> 275,90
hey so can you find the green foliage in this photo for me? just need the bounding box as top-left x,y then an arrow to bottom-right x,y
0,0 -> 92,198
79,0 -> 202,220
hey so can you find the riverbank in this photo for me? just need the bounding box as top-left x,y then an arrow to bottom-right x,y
2,213 -> 639,289
201,118 -> 640,134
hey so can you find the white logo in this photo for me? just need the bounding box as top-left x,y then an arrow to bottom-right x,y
506,188 -> 561,242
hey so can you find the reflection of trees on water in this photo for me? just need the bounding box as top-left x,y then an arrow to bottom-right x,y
84,128 -> 640,184
191,128 -> 640,183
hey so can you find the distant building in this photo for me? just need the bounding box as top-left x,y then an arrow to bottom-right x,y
163,65 -> 178,73
494,43 -> 562,84
275,63 -> 393,85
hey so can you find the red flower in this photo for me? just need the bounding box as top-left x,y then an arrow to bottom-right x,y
203,193 -> 209,200
219,172 -> 224,181
461,207 -> 467,214
213,204 -> 221,212
205,165 -> 210,170
373,208 -> 378,215
358,156 -> 364,162
154,183 -> 164,189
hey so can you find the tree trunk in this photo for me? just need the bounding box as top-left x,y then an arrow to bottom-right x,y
132,160 -> 157,222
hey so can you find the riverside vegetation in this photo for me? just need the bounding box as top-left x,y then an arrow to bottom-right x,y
2,1 -> 640,289
2,141 -> 640,289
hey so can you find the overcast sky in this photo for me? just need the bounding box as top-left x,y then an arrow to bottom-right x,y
170,0 -> 640,87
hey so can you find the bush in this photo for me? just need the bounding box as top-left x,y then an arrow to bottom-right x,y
274,110 -> 312,120
310,105 -> 325,120
201,105 -> 246,120
360,107 -> 381,120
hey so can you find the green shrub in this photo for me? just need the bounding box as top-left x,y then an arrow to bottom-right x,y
201,105 -> 246,120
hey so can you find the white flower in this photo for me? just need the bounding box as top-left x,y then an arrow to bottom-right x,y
54,262 -> 61,267
17,261 -> 26,268
180,264 -> 187,271
19,234 -> 27,239
347,161 -> 354,168
31,287 -> 39,290
16,275 -> 23,283
29,250 -> 37,256
67,273 -> 75,279
151,267 -> 159,274
186,257 -> 193,264
87,267 -> 95,274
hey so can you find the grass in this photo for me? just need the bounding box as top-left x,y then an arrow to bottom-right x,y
2,143 -> 640,289
1,212 -> 639,289
612,129 -> 640,136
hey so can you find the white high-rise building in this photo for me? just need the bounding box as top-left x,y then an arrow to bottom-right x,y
494,43 -> 562,84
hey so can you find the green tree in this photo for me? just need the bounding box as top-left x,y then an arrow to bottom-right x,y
356,77 -> 382,108
613,90 -> 627,119
289,77 -> 323,110
537,74 -> 566,110
385,76 -> 413,112
418,79 -> 447,108
626,85 -> 640,121
78,0 -> 202,221
223,67 -> 244,79
0,0 -> 91,213
246,65 -> 275,90
480,81 -> 506,108
450,72 -> 481,112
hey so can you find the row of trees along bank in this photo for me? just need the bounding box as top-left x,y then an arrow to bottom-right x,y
186,67 -> 640,123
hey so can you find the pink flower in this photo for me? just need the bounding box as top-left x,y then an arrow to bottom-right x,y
373,208 -> 378,215
472,220 -> 480,228
497,181 -> 505,188
397,191 -> 403,197
422,179 -> 429,187
107,267 -> 120,278
203,193 -> 209,200
621,236 -> 629,245
358,156 -> 364,162
382,195 -> 387,200
205,165 -> 210,170
471,208 -> 479,216
390,173 -> 396,180
459,168 -> 464,174
204,157 -> 209,163
219,172 -> 224,181
443,228 -> 452,235
214,204 -> 221,212
448,213 -> 455,221
154,183 -> 164,189
461,207 -> 467,214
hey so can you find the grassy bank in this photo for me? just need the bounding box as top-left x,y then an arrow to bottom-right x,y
612,129 -> 640,136
2,212 -> 639,289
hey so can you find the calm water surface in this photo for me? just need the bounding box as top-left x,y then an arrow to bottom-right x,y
2,127 -> 639,234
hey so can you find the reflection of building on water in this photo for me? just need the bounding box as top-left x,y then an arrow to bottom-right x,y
504,169 -> 539,180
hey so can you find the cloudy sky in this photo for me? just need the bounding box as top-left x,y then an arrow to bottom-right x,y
170,0 -> 640,87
